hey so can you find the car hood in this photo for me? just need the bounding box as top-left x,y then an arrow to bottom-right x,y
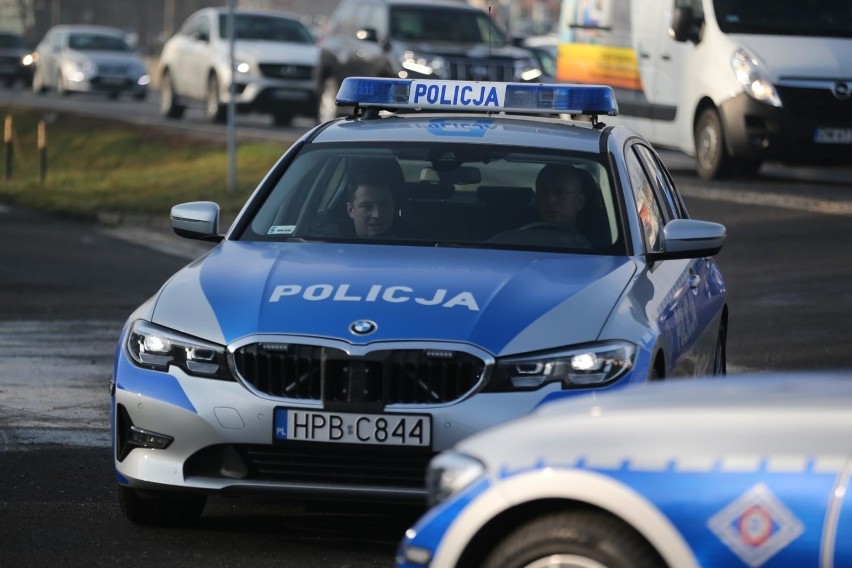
150,241 -> 635,355
735,35 -> 852,79
232,41 -> 318,64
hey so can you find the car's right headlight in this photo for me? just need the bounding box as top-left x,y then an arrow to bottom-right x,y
425,451 -> 486,506
126,320 -> 235,381
731,49 -> 782,107
488,340 -> 636,391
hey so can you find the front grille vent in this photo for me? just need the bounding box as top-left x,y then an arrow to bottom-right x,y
233,343 -> 485,405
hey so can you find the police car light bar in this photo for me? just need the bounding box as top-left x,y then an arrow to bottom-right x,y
336,77 -> 619,117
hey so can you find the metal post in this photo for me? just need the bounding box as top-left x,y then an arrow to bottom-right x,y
38,120 -> 47,183
3,115 -> 11,181
226,0 -> 237,193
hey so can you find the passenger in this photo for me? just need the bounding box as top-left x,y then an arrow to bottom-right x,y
346,174 -> 397,238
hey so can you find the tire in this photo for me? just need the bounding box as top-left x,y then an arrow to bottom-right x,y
694,108 -> 732,180
272,110 -> 294,126
56,71 -> 69,96
32,67 -> 46,94
317,76 -> 343,124
204,74 -> 226,123
482,510 -> 663,568
118,485 -> 206,526
713,323 -> 727,376
159,71 -> 185,119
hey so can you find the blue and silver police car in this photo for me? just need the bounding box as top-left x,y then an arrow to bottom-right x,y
396,374 -> 852,568
111,78 -> 728,524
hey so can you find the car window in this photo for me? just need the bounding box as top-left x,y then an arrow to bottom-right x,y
68,33 -> 129,52
626,148 -> 665,254
389,7 -> 507,45
241,142 -> 624,255
219,14 -> 315,44
633,144 -> 684,219
0,33 -> 25,49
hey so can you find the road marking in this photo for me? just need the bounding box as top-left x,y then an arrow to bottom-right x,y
680,186 -> 852,217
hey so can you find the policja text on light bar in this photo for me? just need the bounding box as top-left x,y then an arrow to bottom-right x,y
336,77 -> 619,117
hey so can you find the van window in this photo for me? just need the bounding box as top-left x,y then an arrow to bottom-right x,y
712,0 -> 851,38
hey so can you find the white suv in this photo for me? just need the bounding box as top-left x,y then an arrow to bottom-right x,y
158,8 -> 319,126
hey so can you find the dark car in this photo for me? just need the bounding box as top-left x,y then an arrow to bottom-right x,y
316,0 -> 544,122
0,31 -> 34,87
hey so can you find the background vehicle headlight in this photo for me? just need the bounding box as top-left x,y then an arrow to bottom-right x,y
514,57 -> 543,82
400,51 -> 445,78
235,61 -> 251,74
732,49 -> 782,107
488,340 -> 636,391
126,320 -> 234,380
426,451 -> 485,506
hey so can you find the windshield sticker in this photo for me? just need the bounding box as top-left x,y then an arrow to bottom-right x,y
268,225 -> 296,235
418,119 -> 496,137
269,284 -> 480,311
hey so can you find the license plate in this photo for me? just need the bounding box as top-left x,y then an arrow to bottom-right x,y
101,77 -> 124,85
273,408 -> 431,447
814,127 -> 852,144
272,90 -> 309,100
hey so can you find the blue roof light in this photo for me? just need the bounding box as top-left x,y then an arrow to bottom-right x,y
336,78 -> 619,117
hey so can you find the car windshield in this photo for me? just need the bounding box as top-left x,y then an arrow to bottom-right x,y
0,33 -> 26,49
219,14 -> 315,44
713,0 -> 852,38
239,142 -> 624,255
390,7 -> 507,45
68,33 -> 130,51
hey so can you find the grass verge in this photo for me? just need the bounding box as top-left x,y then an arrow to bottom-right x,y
0,105 -> 290,221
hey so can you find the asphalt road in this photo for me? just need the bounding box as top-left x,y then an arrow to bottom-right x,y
1,85 -> 851,567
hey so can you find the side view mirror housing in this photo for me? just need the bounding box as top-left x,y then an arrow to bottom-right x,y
647,218 -> 726,261
171,201 -> 224,242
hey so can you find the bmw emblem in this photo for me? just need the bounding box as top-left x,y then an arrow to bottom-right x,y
832,82 -> 850,100
350,320 -> 377,336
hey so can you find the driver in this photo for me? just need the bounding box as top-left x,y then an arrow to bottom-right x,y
534,164 -> 586,228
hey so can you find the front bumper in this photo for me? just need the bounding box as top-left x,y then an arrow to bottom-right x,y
112,332 -> 646,502
720,90 -> 852,165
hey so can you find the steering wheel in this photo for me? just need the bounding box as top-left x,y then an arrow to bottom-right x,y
517,221 -> 572,231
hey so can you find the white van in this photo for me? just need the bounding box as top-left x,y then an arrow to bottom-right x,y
555,0 -> 852,179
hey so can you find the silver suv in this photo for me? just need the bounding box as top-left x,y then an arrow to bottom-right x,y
158,8 -> 319,126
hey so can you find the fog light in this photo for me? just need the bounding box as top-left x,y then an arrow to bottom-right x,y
128,426 -> 173,450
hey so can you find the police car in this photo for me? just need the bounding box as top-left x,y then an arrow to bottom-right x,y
396,374 -> 852,568
111,77 -> 728,524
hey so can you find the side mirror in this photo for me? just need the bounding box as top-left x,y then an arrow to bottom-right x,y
669,6 -> 700,43
193,30 -> 210,43
171,201 -> 224,241
648,218 -> 726,261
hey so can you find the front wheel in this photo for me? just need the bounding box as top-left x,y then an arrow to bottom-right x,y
713,323 -> 727,376
694,108 -> 732,180
482,510 -> 662,568
317,76 -> 343,124
159,71 -> 185,119
205,74 -> 226,123
118,485 -> 206,526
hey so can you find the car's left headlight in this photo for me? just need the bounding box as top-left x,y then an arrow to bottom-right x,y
488,340 -> 636,391
426,451 -> 486,506
400,51 -> 446,78
514,57 -> 543,82
732,49 -> 782,107
126,320 -> 235,381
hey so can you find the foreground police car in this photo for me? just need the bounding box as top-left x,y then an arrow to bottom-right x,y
111,78 -> 727,524
397,374 -> 852,568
